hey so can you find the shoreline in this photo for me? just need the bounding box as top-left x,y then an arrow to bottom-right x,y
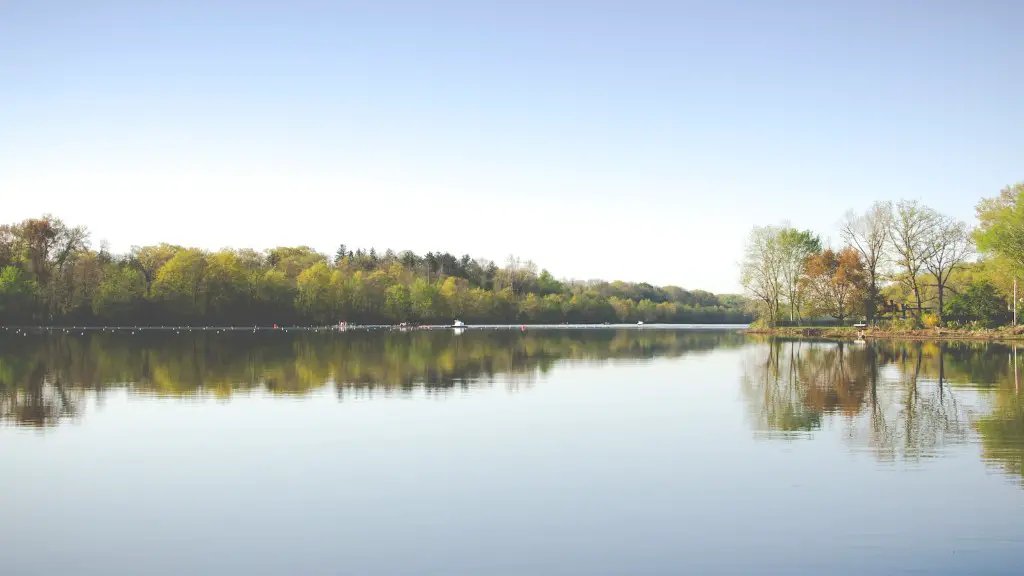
740,326 -> 1024,342
1,323 -> 750,334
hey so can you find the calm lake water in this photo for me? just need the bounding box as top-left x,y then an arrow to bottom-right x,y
3,328 -> 1024,575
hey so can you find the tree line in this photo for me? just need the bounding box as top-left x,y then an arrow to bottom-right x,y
0,216 -> 751,326
741,182 -> 1024,328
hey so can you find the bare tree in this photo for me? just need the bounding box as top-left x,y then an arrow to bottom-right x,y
741,225 -> 784,324
888,200 -> 939,324
923,215 -> 973,325
841,201 -> 891,324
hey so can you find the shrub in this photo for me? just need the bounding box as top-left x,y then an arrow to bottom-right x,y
944,281 -> 1010,328
891,317 -> 918,331
922,313 -> 939,328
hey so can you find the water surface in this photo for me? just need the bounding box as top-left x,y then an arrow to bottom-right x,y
2,330 -> 1023,575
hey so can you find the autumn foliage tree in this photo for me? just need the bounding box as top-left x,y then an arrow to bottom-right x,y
801,248 -> 867,324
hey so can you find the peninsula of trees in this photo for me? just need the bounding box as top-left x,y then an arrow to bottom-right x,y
741,182 -> 1024,329
0,218 -> 750,326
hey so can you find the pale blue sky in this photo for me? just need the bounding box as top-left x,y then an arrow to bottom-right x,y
1,1 -> 1020,293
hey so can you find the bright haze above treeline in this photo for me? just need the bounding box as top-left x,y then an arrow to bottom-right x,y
2,2 -> 1021,293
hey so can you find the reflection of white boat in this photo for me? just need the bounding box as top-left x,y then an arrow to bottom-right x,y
453,327 -> 466,336
452,320 -> 466,328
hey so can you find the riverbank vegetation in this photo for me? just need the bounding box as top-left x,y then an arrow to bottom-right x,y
0,217 -> 750,326
741,182 -> 1024,329
742,325 -> 1024,341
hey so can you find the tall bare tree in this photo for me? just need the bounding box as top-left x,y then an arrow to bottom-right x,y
741,226 -> 785,324
888,200 -> 939,324
841,201 -> 891,324
923,215 -> 973,325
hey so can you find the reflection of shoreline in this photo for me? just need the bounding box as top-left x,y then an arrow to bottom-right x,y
741,338 -> 1024,486
2,323 -> 751,336
0,330 -> 745,428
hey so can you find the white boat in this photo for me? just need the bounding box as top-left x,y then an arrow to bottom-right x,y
452,320 -> 466,328
637,321 -> 644,326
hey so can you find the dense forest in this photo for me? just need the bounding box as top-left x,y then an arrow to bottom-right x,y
0,216 -> 750,326
741,182 -> 1024,328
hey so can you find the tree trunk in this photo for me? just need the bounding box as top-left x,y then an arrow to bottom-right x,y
938,342 -> 946,400
937,284 -> 944,327
867,278 -> 877,325
912,281 -> 924,326
1007,342 -> 1015,391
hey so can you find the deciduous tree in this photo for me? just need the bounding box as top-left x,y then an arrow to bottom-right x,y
923,215 -> 973,326
801,247 -> 867,324
778,227 -> 821,324
741,226 -> 785,325
888,200 -> 939,325
841,201 -> 891,324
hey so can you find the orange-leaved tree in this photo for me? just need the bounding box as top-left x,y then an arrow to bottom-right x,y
801,247 -> 868,325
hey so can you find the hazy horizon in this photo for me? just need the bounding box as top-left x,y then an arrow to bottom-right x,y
3,1 -> 1021,293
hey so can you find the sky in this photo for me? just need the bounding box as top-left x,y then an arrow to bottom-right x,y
1,1 -> 1021,293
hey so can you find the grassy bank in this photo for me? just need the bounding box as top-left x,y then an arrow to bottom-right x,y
740,325 -> 1024,341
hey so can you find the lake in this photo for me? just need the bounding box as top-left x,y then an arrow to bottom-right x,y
2,328 -> 1024,575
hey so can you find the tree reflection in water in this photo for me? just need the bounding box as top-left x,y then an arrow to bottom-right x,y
976,346 -> 1024,483
744,337 -> 1024,484
8,329 -> 1023,487
0,329 -> 745,428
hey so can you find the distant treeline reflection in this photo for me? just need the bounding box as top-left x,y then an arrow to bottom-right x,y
742,338 -> 1024,484
0,329 -> 743,428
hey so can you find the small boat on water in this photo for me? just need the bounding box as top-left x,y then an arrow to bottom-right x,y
452,319 -> 466,329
